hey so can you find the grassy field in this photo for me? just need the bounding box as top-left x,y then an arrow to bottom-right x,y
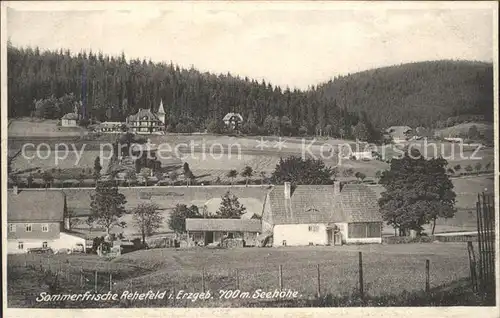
7,243 -> 475,307
9,118 -> 87,137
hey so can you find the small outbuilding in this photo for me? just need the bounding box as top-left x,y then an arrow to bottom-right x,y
185,218 -> 262,247
222,113 -> 243,130
61,113 -> 79,127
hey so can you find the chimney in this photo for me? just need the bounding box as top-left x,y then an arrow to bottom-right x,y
333,181 -> 341,195
284,182 -> 291,200
13,185 -> 19,195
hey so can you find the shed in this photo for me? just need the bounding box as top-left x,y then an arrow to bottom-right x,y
185,218 -> 262,246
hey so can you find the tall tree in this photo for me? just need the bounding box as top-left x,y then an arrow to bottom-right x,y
89,181 -> 127,234
93,156 -> 102,180
216,191 -> 247,219
378,150 -> 456,236
241,166 -> 254,186
168,204 -> 201,233
132,203 -> 163,244
271,156 -> 335,185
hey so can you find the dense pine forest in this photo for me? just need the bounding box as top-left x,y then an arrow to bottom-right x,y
317,60 -> 494,128
7,43 -> 493,137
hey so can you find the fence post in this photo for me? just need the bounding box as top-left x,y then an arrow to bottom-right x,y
201,268 -> 206,293
425,259 -> 430,293
109,273 -> 113,292
235,268 -> 240,289
316,264 -> 321,297
94,270 -> 98,293
358,252 -> 364,300
467,241 -> 477,291
278,265 -> 283,290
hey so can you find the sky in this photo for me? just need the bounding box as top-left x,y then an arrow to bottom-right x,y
5,2 -> 496,89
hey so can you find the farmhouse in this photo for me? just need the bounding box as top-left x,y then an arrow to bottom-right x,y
7,188 -> 86,254
61,113 -> 79,127
186,218 -> 262,247
386,126 -> 413,143
223,112 -> 243,130
350,151 -> 375,161
262,182 -> 382,246
127,102 -> 166,134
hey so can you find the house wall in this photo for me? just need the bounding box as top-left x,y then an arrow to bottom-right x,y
62,119 -> 77,127
7,232 -> 86,254
273,223 -> 328,247
7,222 -> 60,240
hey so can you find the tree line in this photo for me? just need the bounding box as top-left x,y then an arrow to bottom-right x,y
8,43 -> 364,139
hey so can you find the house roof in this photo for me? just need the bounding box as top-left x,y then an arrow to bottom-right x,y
158,100 -> 166,114
385,126 -> 412,137
62,113 -> 79,120
128,108 -> 161,122
186,218 -> 262,232
223,113 -> 243,122
339,184 -> 382,222
8,190 -> 65,222
266,184 -> 381,225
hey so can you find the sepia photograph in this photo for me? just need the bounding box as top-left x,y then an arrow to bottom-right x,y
1,1 -> 498,315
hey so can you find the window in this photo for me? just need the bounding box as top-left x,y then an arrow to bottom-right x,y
227,233 -> 234,239
308,225 -> 319,232
42,242 -> 48,248
25,224 -> 32,232
348,223 -> 381,238
18,242 -> 24,250
42,224 -> 49,232
8,224 -> 16,232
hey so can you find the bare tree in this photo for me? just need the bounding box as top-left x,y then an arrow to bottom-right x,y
132,203 -> 163,245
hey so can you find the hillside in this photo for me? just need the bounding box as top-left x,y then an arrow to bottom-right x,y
316,60 -> 494,128
7,44 -> 493,132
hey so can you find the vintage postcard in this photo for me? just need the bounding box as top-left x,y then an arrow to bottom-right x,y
1,1 -> 498,317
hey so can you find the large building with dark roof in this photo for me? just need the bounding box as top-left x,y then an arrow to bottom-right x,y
261,182 -> 382,246
7,188 -> 86,254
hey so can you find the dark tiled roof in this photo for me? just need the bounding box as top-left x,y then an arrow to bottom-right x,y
128,109 -> 161,122
8,190 -> 65,222
186,218 -> 262,232
339,184 -> 382,222
267,184 -> 381,225
62,113 -> 79,120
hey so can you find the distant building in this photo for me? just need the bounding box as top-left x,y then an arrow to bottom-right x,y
262,182 -> 382,246
350,151 -> 375,161
7,189 -> 86,254
157,99 -> 167,125
95,121 -> 126,133
223,113 -> 243,130
127,105 -> 165,134
385,126 -> 413,143
61,113 -> 79,127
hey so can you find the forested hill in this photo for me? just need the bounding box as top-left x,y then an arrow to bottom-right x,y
317,60 -> 494,128
7,44 -> 493,135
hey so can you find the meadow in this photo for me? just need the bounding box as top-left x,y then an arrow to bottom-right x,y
7,242 -> 475,307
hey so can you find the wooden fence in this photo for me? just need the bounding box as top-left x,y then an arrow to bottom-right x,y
475,193 -> 495,294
